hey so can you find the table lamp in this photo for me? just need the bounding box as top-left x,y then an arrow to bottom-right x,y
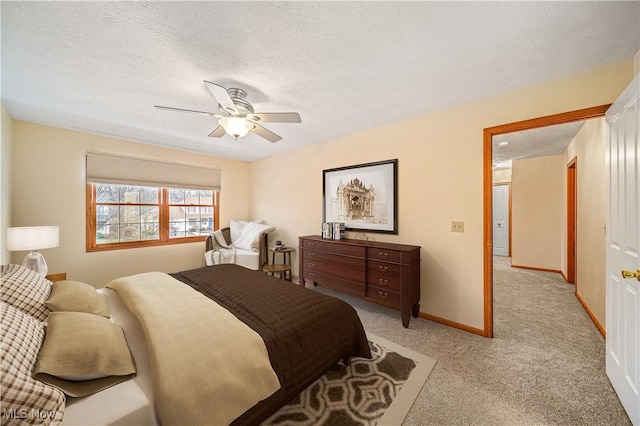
6,226 -> 59,276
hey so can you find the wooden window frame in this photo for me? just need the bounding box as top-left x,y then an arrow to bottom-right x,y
86,183 -> 220,252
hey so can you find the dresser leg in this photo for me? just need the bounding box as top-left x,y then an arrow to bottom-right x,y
411,303 -> 420,318
401,311 -> 410,328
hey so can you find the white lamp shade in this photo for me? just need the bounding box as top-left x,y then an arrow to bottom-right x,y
6,226 -> 60,251
219,117 -> 254,139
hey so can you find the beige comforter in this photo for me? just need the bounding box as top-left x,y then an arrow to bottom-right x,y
107,272 -> 280,425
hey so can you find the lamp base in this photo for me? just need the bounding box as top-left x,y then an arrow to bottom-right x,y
22,251 -> 48,277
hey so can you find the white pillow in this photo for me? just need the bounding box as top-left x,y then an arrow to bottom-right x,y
233,222 -> 275,251
230,219 -> 264,243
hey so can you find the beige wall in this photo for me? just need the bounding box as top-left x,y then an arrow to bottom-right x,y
1,105 -> 13,264
511,155 -> 565,271
11,122 -> 252,286
251,58 -> 634,330
565,118 -> 607,328
6,57 -> 634,330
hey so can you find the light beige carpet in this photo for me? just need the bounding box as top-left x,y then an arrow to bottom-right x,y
262,333 -> 435,426
300,258 -> 631,425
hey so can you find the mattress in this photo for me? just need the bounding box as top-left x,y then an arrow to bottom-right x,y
62,288 -> 157,426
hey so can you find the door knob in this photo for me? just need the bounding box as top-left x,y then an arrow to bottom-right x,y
621,269 -> 640,281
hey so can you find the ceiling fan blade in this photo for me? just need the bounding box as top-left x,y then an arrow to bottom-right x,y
203,80 -> 237,114
155,105 -> 224,118
249,112 -> 302,123
208,126 -> 226,138
251,123 -> 282,143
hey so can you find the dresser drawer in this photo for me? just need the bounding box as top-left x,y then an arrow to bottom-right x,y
303,250 -> 364,269
304,260 -> 365,283
366,248 -> 403,263
366,286 -> 400,306
304,270 -> 365,298
366,271 -> 401,291
367,260 -> 402,277
302,239 -> 365,257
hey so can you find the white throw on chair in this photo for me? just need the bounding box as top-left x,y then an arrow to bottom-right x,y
204,220 -> 274,271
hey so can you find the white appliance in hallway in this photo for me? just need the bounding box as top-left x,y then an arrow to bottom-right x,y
493,184 -> 510,256
606,74 -> 639,426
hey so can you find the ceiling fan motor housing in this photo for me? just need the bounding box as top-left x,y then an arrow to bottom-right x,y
220,87 -> 254,115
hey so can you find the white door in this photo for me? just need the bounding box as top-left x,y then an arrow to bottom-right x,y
493,184 -> 510,256
606,74 -> 639,426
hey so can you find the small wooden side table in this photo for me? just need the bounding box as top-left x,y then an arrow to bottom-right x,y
45,272 -> 67,282
263,247 -> 295,281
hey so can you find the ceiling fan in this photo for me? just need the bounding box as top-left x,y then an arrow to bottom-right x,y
155,81 -> 301,143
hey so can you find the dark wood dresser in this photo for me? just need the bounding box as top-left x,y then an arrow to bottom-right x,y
299,235 -> 421,327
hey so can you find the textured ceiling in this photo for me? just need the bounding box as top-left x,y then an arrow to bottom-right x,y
493,121 -> 586,170
2,2 -> 639,161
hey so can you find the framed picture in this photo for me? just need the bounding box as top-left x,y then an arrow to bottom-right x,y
323,159 -> 398,234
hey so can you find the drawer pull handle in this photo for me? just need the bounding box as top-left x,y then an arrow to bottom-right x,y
378,291 -> 388,298
378,252 -> 389,259
378,265 -> 389,272
309,242 -> 315,246
379,279 -> 388,285
309,263 -> 315,267
309,253 -> 315,257
309,272 -> 315,277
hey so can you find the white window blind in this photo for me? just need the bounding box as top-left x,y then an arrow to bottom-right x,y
86,152 -> 221,190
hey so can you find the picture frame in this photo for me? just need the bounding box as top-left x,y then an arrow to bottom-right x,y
323,159 -> 398,234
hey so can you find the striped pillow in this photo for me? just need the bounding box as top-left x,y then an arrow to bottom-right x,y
0,302 -> 65,425
0,264 -> 52,322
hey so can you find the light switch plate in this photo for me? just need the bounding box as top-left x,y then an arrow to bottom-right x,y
451,221 -> 464,232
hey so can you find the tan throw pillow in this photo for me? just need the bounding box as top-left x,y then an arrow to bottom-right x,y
35,312 -> 136,397
45,280 -> 110,317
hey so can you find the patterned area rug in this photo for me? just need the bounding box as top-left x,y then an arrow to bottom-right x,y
262,334 -> 436,426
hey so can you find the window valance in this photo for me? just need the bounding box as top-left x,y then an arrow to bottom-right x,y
86,152 -> 221,190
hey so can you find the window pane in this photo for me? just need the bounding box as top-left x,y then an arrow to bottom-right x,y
96,225 -> 119,244
186,219 -> 199,236
141,223 -> 159,240
140,206 -> 159,223
120,224 -> 140,241
169,206 -> 186,239
199,190 -> 213,205
120,187 -> 139,203
120,206 -> 140,224
140,187 -> 159,204
169,189 -> 185,204
198,217 -> 213,235
184,190 -> 200,205
96,185 -> 120,203
170,228 -> 186,238
97,205 -> 119,226
200,213 -> 213,234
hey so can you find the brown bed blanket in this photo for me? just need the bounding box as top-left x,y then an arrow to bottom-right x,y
170,264 -> 371,425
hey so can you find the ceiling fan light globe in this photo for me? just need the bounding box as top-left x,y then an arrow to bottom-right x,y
219,117 -> 254,139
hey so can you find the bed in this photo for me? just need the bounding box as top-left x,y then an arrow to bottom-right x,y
0,263 -> 371,425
